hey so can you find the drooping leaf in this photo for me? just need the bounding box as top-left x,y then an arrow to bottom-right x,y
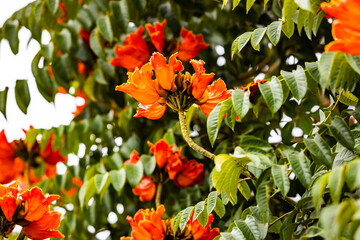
97,15 -> 113,42
267,21 -> 282,46
15,80 -> 31,114
328,165 -> 346,203
304,134 -> 333,168
328,116 -> 355,150
232,89 -> 250,120
271,165 -> 290,196
287,151 -> 312,188
281,65 -> 307,101
0,87 -> 9,118
110,0 -> 129,32
251,27 -> 266,51
258,76 -> 283,114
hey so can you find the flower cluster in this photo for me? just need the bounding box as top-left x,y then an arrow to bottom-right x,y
110,20 -> 209,72
120,205 -> 220,240
321,0 -> 360,55
0,182 -> 64,239
0,130 -> 67,187
124,139 -> 204,202
116,52 -> 231,119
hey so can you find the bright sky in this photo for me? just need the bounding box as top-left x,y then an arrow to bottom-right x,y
0,0 -> 76,141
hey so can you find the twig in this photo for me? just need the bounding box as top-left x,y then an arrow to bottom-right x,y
155,183 -> 163,209
178,110 -> 215,160
269,211 -> 292,227
16,229 -> 25,240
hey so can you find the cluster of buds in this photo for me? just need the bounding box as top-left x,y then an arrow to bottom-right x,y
0,182 -> 64,239
116,52 -> 231,119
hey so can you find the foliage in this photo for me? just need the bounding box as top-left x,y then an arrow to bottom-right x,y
1,0 -> 360,239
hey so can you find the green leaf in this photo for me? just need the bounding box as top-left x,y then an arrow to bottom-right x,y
90,28 -> 105,57
232,89 -> 250,120
328,165 -> 346,203
35,68 -> 56,102
110,0 -> 129,32
193,201 -> 205,221
312,10 -> 325,36
4,20 -> 19,54
345,54 -> 360,75
238,135 -> 273,152
282,19 -> 294,38
97,15 -> 113,42
52,54 -> 72,89
304,13 -> 315,39
312,173 -> 329,212
179,206 -> 194,231
0,87 -> 9,118
173,210 -> 182,235
235,32 -> 252,55
280,65 -> 307,100
328,116 -> 355,150
319,52 -> 345,89
256,181 -> 270,222
125,161 -> 143,187
110,169 -> 126,192
272,165 -> 290,196
207,98 -> 232,146
79,177 -> 97,208
221,228 -> 246,239
47,0 -> 59,14
233,0 -> 241,9
54,28 -> 72,52
346,160 -> 360,191
287,151 -> 312,188
295,0 -> 311,11
258,76 -> 283,114
246,0 -> 256,13
267,21 -> 282,46
15,80 -> 30,114
283,0 -> 298,20
238,181 -> 251,201
140,155 -> 156,176
214,197 -> 226,218
235,215 -> 261,240
94,172 -> 111,198
304,134 -> 333,168
207,191 -> 218,214
305,61 -> 326,92
251,27 -> 266,51
297,9 -> 309,35
339,91 -> 358,106
196,206 -> 209,227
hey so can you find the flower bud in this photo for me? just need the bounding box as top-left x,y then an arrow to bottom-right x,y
155,81 -> 169,98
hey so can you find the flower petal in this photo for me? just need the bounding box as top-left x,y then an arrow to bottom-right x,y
132,177 -> 156,202
178,27 -> 209,61
145,20 -> 166,52
190,60 -> 214,99
116,63 -> 160,105
199,79 -> 232,117
134,103 -> 167,120
23,211 -> 64,240
0,195 -> 17,221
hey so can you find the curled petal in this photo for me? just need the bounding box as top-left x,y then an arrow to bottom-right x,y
0,195 -> 17,221
190,60 -> 214,99
132,177 -> 156,202
178,27 -> 209,61
134,103 -> 167,120
174,159 -> 204,188
167,149 -> 183,180
23,211 -> 64,240
199,79 -> 232,117
109,26 -> 150,71
20,187 -> 60,222
151,52 -> 184,91
148,139 -> 172,168
124,150 -> 141,165
145,20 -> 166,52
116,63 -> 160,105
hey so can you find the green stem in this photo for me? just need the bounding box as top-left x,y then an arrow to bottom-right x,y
178,110 -> 215,160
269,211 -> 292,227
16,229 -> 25,240
155,183 -> 163,209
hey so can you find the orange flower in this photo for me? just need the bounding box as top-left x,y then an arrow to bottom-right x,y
199,79 -> 232,117
148,139 -> 172,168
23,211 -> 64,240
124,150 -> 141,165
79,28 -> 91,48
133,103 -> 168,120
145,20 -> 166,53
167,148 -> 183,180
190,59 -> 215,99
116,52 -> 231,119
132,176 -> 156,202
77,61 -> 86,77
151,52 -> 184,91
39,133 -> 67,165
174,158 -> 205,188
239,79 -> 267,103
20,187 -> 60,222
115,63 -> 160,105
0,130 -> 26,184
57,2 -> 67,24
188,213 -> 220,240
110,26 -> 150,71
178,28 -> 209,61
321,0 -> 360,55
0,184 -> 64,239
121,205 -> 165,240
63,177 -> 83,198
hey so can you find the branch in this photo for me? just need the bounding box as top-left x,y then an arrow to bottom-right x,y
155,183 -> 163,208
178,110 -> 215,160
269,211 -> 292,227
16,229 -> 25,240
